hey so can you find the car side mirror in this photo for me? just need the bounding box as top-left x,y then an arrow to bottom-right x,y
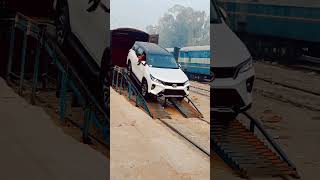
137,61 -> 146,66
219,7 -> 228,20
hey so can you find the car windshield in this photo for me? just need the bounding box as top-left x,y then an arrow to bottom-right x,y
147,54 -> 179,69
211,0 -> 222,24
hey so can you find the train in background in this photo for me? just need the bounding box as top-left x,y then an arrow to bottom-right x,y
111,28 -> 159,67
217,0 -> 320,61
166,46 -> 211,81
166,47 -> 180,61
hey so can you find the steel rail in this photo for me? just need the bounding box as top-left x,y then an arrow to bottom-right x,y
158,119 -> 210,157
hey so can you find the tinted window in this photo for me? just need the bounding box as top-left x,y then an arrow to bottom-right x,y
211,0 -> 222,24
137,48 -> 144,56
132,44 -> 138,51
147,54 -> 178,69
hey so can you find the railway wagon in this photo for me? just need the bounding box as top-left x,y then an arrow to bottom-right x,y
177,46 -> 211,81
111,28 -> 149,67
218,0 -> 320,59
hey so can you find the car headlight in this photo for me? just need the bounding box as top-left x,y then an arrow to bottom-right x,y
184,80 -> 189,86
238,57 -> 253,73
150,74 -> 164,84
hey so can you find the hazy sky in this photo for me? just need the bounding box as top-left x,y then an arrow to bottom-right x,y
110,0 -> 209,31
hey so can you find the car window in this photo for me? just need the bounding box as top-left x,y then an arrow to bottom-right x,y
137,48 -> 144,56
147,54 -> 178,69
132,44 -> 138,51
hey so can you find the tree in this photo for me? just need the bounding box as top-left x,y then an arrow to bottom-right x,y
146,5 -> 209,48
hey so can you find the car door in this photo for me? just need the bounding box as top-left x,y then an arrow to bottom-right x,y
134,47 -> 146,82
128,45 -> 137,78
67,0 -> 109,66
130,44 -> 139,75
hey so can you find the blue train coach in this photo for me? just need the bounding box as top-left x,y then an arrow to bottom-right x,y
218,0 -> 320,59
177,46 -> 211,81
166,47 -> 180,61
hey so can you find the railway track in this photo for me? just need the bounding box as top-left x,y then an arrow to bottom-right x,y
254,73 -> 320,112
159,118 -> 210,157
190,85 -> 210,97
255,56 -> 320,75
255,77 -> 320,97
150,98 -> 210,157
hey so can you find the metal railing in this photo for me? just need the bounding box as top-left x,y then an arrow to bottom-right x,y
4,13 -> 109,145
111,66 -> 153,118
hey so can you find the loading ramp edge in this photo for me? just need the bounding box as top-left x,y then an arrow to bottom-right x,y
169,96 -> 204,118
212,111 -> 300,178
3,13 -> 109,145
159,119 -> 210,156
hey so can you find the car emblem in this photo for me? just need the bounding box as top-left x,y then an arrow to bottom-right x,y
172,84 -> 177,88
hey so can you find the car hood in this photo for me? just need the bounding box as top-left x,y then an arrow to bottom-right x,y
211,22 -> 251,67
149,67 -> 188,83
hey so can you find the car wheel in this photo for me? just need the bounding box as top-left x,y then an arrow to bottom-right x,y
141,79 -> 149,99
127,61 -> 132,77
56,1 -> 70,47
176,97 -> 184,102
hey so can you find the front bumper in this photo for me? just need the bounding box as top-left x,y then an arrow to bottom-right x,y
211,68 -> 255,112
149,82 -> 190,97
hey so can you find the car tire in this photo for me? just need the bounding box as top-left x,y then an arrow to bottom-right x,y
56,0 -> 70,47
127,61 -> 132,77
141,79 -> 149,99
176,97 -> 184,102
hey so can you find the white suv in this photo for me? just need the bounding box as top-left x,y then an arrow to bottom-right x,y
54,0 -> 110,107
211,0 -> 255,115
127,41 -> 190,99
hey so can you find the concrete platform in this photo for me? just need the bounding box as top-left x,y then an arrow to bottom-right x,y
110,88 -> 209,180
0,78 -> 108,180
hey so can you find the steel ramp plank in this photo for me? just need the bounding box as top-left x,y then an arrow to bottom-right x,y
212,118 -> 298,178
168,98 -> 202,118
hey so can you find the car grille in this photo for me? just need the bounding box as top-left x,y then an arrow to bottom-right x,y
212,67 -> 237,79
162,82 -> 184,87
211,89 -> 245,109
162,89 -> 186,96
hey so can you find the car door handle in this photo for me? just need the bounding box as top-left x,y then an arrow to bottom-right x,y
87,0 -> 100,12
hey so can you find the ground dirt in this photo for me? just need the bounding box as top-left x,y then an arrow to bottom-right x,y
0,78 -> 108,180
110,88 -> 210,180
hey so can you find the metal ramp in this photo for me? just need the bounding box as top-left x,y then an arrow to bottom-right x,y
212,112 -> 299,178
111,66 -> 203,119
169,97 -> 203,118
